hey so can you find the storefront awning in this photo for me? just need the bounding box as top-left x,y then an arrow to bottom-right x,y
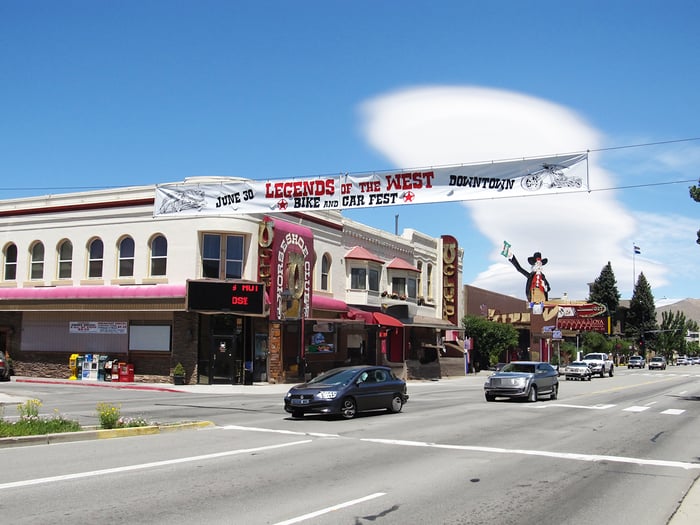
311,295 -> 348,312
0,284 -> 186,300
373,312 -> 404,327
401,315 -> 458,329
345,307 -> 376,324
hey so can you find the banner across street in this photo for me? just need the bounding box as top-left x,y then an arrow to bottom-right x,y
154,153 -> 588,217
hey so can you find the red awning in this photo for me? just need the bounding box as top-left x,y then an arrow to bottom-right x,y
373,312 -> 404,327
345,307 -> 376,324
311,295 -> 348,312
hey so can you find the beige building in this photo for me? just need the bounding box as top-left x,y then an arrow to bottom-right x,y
0,183 -> 463,384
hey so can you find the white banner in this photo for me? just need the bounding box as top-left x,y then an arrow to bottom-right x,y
154,153 -> 588,216
69,321 -> 128,334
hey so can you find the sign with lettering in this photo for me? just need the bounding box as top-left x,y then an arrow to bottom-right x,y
154,154 -> 587,216
187,280 -> 265,314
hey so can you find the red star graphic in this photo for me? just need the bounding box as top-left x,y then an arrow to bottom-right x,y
403,191 -> 415,203
277,199 -> 288,210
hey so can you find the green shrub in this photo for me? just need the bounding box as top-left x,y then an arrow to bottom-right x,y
96,402 -> 122,429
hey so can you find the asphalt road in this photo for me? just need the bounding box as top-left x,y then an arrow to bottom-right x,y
1,367 -> 700,524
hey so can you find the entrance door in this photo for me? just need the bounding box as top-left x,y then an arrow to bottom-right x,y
211,336 -> 242,384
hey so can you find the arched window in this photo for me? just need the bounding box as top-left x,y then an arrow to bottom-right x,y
417,261 -> 423,298
427,263 -> 433,300
88,238 -> 104,278
3,243 -> 17,281
57,240 -> 73,279
118,237 -> 135,277
321,253 -> 331,290
30,242 -> 44,280
150,235 -> 168,276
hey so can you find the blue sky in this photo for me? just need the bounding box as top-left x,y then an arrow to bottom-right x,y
2,1 -> 699,303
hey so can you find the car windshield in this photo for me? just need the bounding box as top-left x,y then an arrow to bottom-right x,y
583,354 -> 603,360
501,363 -> 535,373
306,368 -> 359,386
651,357 -> 663,361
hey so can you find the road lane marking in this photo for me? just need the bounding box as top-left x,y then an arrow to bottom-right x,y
272,492 -> 386,525
0,440 -> 312,491
661,409 -> 686,415
624,406 -> 651,412
360,438 -> 700,470
222,424 -> 340,438
534,403 -> 616,410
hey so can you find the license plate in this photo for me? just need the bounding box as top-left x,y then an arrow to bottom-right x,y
292,399 -> 309,405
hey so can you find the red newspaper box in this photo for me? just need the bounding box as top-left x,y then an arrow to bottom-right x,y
118,362 -> 134,382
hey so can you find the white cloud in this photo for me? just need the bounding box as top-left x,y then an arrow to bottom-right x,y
360,85 -> 675,300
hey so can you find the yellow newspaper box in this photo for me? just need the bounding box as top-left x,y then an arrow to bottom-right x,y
69,353 -> 80,380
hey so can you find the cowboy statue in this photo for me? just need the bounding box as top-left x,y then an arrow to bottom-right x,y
501,242 -> 550,304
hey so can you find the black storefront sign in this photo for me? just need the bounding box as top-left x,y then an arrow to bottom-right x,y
187,280 -> 265,314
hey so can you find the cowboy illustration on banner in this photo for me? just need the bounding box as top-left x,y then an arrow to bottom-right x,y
502,241 -> 550,310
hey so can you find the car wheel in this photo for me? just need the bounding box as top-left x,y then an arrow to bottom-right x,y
340,397 -> 357,419
565,376 -> 570,381
485,393 -> 495,402
550,384 -> 558,400
587,374 -> 592,381
291,409 -> 304,419
388,394 -> 404,413
527,385 -> 538,402
599,369 -> 605,378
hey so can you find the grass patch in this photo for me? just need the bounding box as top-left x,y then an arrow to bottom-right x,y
0,399 -> 82,437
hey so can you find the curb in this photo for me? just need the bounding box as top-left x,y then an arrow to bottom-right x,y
0,420 -> 215,448
13,377 -> 183,393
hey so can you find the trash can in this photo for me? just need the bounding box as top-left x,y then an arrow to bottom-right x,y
118,362 -> 134,382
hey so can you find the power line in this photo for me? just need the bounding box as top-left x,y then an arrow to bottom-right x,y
2,136 -> 700,194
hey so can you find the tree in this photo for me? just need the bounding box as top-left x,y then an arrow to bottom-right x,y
690,184 -> 700,244
625,272 -> 657,349
580,331 -> 613,355
588,261 -> 621,317
655,310 -> 687,360
462,315 -> 519,368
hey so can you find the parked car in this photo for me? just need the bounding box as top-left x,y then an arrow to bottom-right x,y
628,355 -> 645,369
284,365 -> 408,419
564,361 -> 592,381
692,357 -> 700,365
484,361 -> 559,402
677,356 -> 689,365
648,356 -> 667,370
0,353 -> 11,381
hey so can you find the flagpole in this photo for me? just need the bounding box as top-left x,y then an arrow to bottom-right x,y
632,243 -> 635,294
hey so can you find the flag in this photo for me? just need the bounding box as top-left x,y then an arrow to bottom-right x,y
634,245 -> 641,255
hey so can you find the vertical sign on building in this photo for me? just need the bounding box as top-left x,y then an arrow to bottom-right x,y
441,235 -> 459,326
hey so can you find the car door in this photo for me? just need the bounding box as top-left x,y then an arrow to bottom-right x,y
536,364 -> 555,394
355,369 -> 390,410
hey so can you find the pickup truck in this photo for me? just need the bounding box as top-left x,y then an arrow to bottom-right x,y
581,352 -> 614,377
